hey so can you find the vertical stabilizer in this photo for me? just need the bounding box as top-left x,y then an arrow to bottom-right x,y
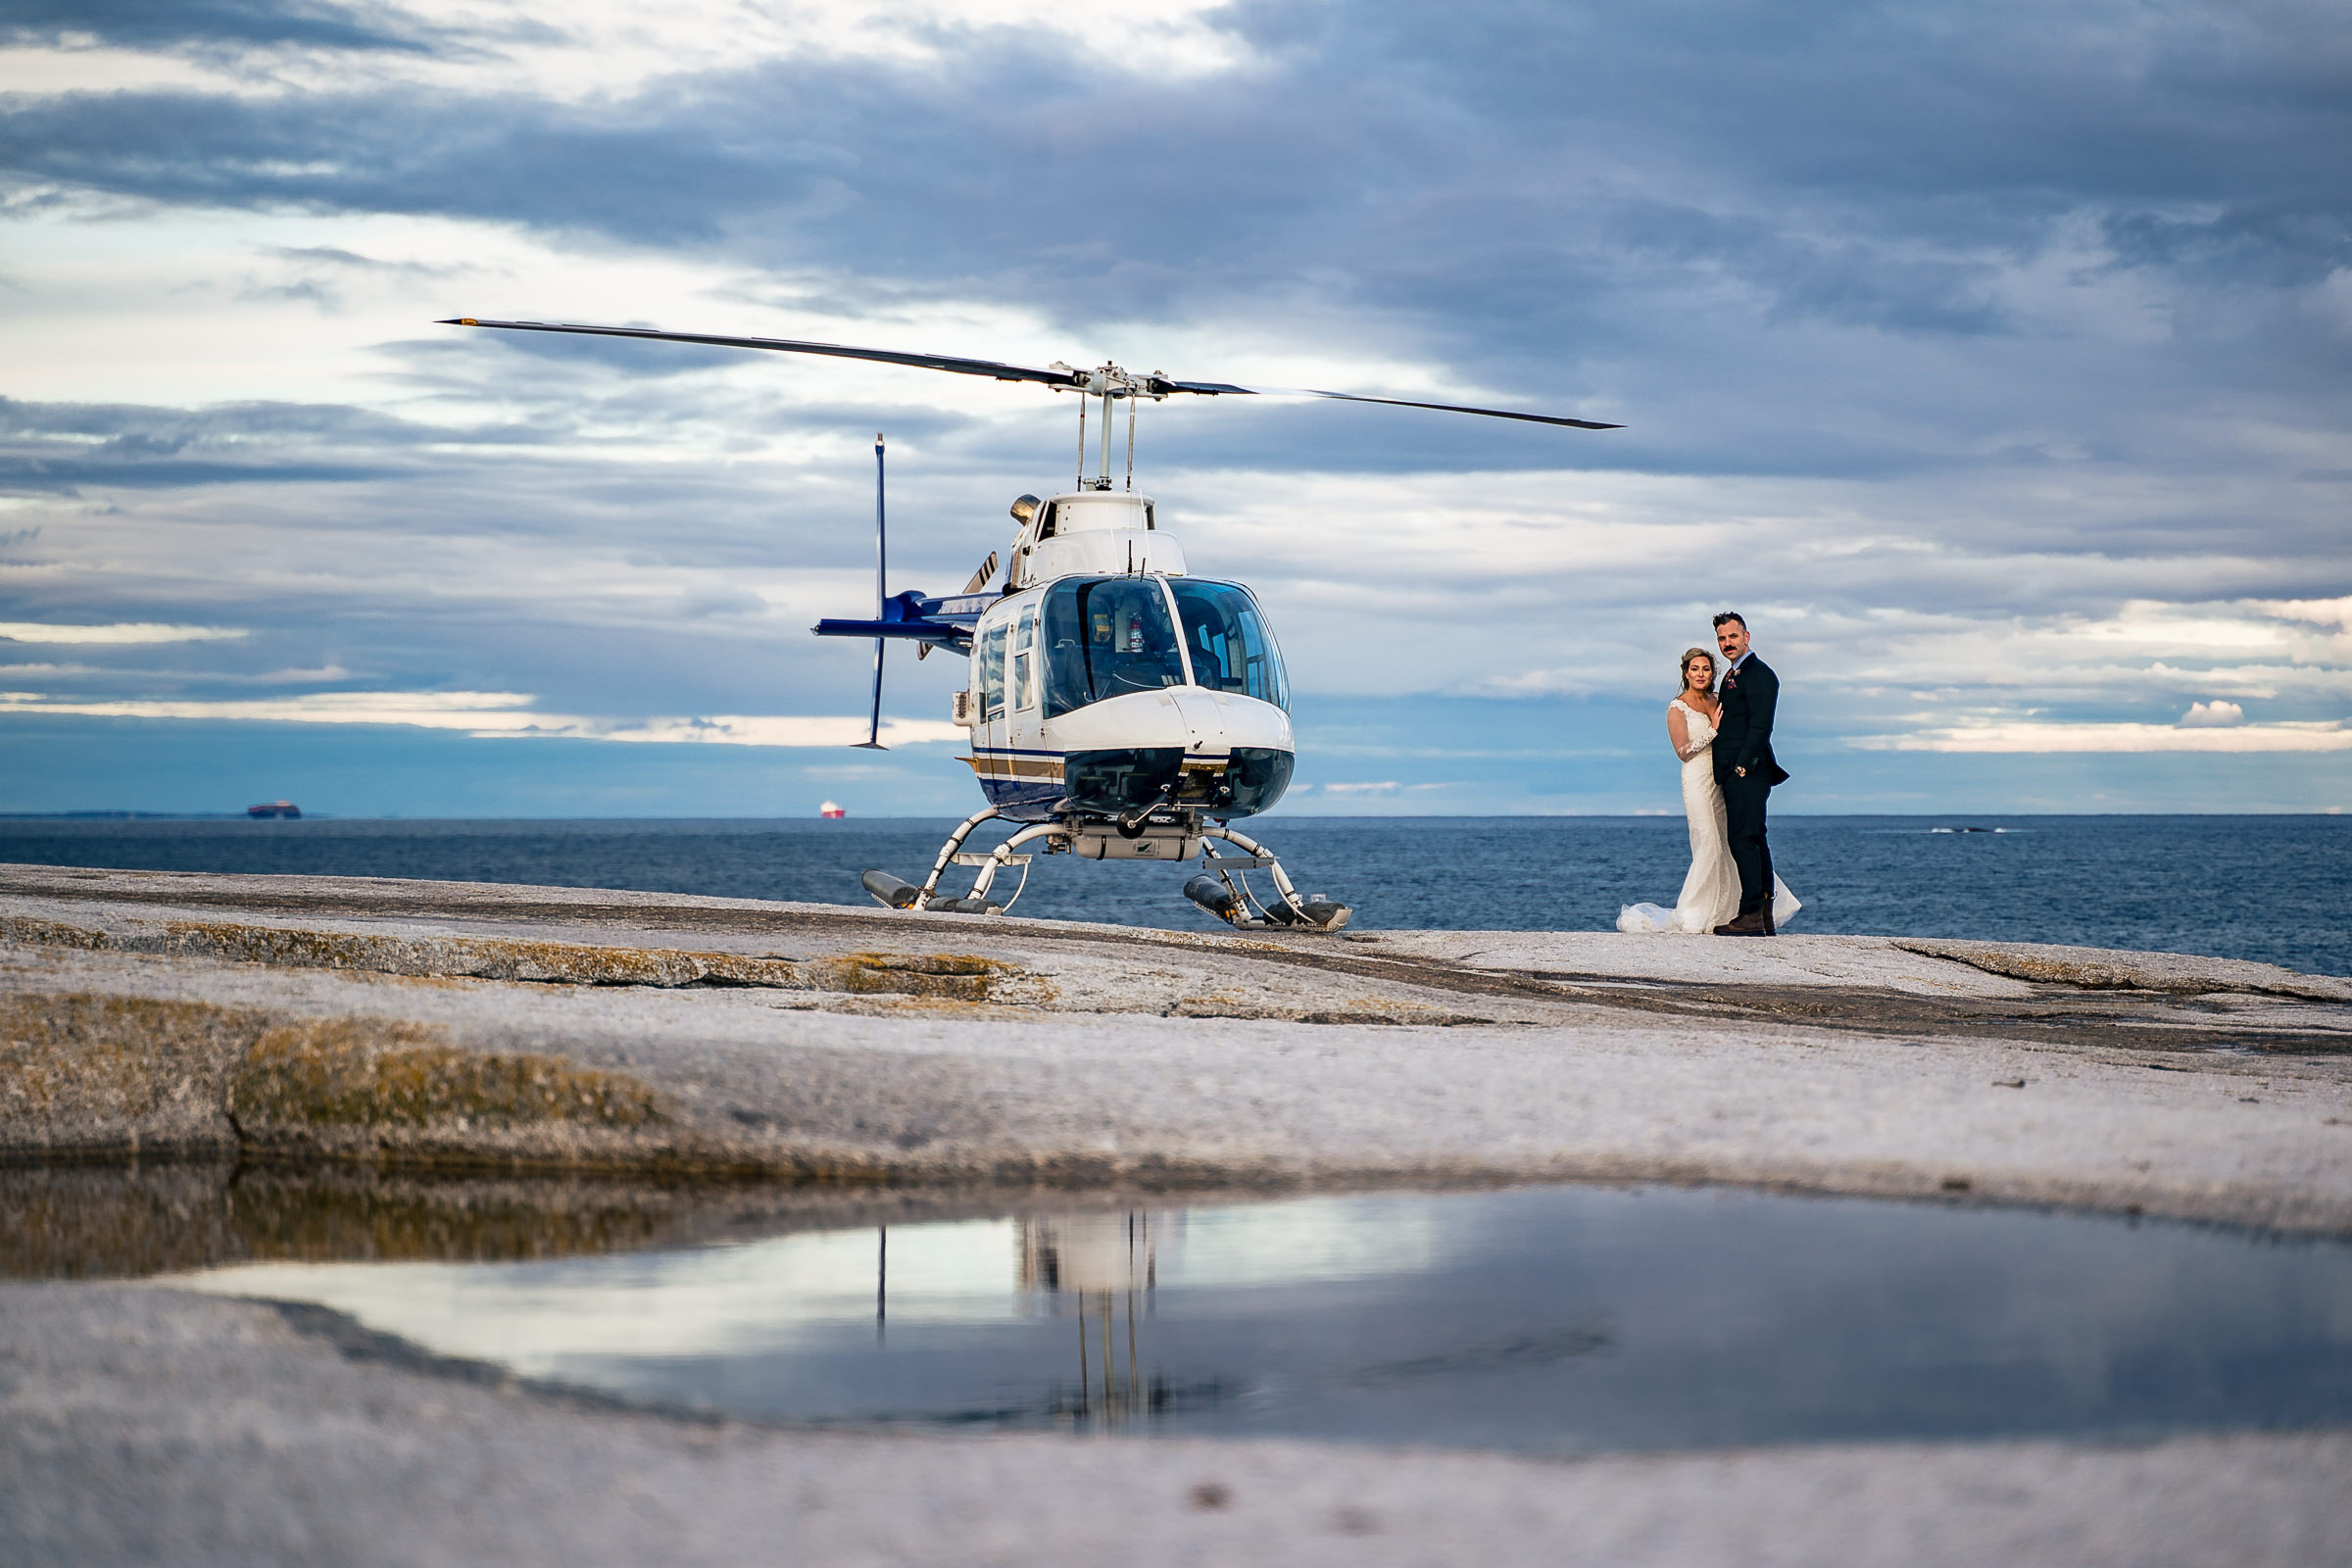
853,433 -> 889,749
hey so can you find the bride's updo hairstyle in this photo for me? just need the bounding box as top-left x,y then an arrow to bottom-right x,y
1677,647 -> 1717,698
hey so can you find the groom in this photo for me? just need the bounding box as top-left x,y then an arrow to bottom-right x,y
1711,612 -> 1790,936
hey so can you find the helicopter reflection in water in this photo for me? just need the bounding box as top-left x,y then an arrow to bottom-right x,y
148,1184 -> 2352,1450
1016,1211 -> 1205,1430
873,1209 -> 1199,1429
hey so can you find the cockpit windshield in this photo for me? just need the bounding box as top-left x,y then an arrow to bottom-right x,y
1170,579 -> 1288,710
1039,576 -> 1289,718
1041,577 -> 1186,718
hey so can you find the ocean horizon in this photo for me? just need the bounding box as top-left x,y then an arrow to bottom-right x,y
5,812 -> 2345,978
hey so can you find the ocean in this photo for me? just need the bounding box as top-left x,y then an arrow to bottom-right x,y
1,813 -> 2344,977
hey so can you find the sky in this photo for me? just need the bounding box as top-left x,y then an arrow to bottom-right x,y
1,0 -> 2347,817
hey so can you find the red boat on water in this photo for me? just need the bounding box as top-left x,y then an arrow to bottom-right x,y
818,801 -> 847,819
246,802 -> 301,819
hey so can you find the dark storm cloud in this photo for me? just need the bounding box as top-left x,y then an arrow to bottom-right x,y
0,0 -> 427,53
7,0 -> 2344,565
0,386 -> 1011,581
1348,0 -> 2352,213
7,4 -> 2350,676
2103,203 -> 2352,288
1,12 -> 2328,250
0,88 -> 759,243
7,0 -> 2345,420
0,395 -> 510,491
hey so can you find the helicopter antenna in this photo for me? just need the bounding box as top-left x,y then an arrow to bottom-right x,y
1075,396 -> 1087,491
852,432 -> 887,750
1126,396 -> 1137,492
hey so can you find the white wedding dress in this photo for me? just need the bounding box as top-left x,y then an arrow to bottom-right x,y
1619,698 -> 1800,934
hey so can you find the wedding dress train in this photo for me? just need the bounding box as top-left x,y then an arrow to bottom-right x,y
1619,698 -> 1800,934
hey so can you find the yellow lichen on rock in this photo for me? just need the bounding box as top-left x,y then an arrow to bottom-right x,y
0,916 -> 115,953
3,914 -> 1043,999
229,1019 -> 664,1135
1165,994 -> 1490,1025
164,922 -> 738,988
1889,939 -> 2352,1000
0,1163 -> 689,1277
0,992 -> 260,1157
809,953 -> 1016,1001
1906,946 -> 2157,991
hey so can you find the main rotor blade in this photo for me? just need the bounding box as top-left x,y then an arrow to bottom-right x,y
438,318 -> 1086,389
1150,377 -> 1621,429
441,318 -> 1621,428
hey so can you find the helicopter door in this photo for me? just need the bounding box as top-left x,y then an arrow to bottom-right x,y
1007,604 -> 1039,746
976,618 -> 1009,797
1010,606 -> 1038,706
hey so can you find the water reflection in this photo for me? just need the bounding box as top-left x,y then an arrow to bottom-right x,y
1019,1214 -> 1141,1426
13,1168 -> 2351,1453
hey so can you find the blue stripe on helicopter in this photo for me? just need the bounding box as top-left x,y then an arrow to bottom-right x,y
977,777 -> 1066,815
969,747 -> 1236,763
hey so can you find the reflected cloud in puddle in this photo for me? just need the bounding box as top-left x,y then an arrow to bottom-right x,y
16,1171 -> 2349,1453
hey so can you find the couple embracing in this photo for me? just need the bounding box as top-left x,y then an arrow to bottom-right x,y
1619,612 -> 1800,937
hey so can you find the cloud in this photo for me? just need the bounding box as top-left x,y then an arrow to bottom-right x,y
0,688 -> 546,726
261,245 -> 454,277
2179,700 -> 2246,727
0,395 -> 475,492
0,621 -> 247,643
1857,719 -> 2352,754
0,687 -> 961,746
2,1 -> 2350,810
595,716 -> 964,747
0,0 -> 429,54
9,0 -> 2346,368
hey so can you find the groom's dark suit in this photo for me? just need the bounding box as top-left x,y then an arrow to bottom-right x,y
1713,654 -> 1791,918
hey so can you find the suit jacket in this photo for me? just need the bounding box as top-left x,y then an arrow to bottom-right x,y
1714,654 -> 1791,787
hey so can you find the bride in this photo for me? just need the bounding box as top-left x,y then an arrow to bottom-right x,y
1619,647 -> 1801,935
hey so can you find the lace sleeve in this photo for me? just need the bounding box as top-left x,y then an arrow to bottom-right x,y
1667,703 -> 1700,761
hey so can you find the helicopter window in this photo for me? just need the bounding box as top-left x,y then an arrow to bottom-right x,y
1169,579 -> 1289,710
980,621 -> 1008,721
1041,576 -> 1185,718
1011,607 -> 1037,710
1144,502 -> 1154,531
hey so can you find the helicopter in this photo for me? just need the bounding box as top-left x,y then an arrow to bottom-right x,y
441,316 -> 1618,930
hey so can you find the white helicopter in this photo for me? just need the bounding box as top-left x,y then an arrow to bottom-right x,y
442,317 -> 1618,930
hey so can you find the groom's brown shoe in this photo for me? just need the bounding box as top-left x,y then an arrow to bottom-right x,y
1713,910 -> 1770,936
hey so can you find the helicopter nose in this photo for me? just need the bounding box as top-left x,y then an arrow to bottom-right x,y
1169,689 -> 1293,756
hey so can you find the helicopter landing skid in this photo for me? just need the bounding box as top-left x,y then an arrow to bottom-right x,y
858,810 -> 1351,932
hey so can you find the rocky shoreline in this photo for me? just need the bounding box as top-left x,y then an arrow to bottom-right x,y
5,861 -> 2350,1565
2,862 -> 2348,1227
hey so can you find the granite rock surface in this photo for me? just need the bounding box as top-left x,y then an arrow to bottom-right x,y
3,863 -> 2349,1229
3,1283 -> 2345,1568
7,864 -> 2351,1564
